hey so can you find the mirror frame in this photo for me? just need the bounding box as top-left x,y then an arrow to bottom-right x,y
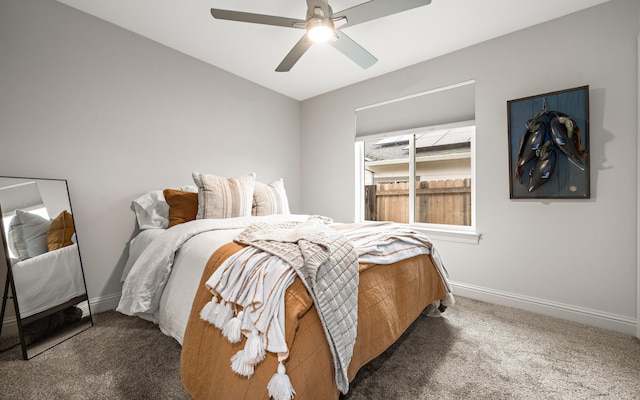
0,176 -> 93,359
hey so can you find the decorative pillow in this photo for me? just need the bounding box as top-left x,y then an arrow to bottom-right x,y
180,185 -> 198,193
7,209 -> 51,261
252,178 -> 290,216
46,210 -> 75,251
132,190 -> 169,229
163,189 -> 198,228
192,172 -> 255,219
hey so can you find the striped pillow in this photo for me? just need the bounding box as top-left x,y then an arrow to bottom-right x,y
252,178 -> 290,216
192,172 -> 256,219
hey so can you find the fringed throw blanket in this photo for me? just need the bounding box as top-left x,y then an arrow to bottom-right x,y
334,221 -> 452,293
200,216 -> 359,400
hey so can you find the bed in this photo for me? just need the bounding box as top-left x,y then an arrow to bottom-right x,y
117,173 -> 453,400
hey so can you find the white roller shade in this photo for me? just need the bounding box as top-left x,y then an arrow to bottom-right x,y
0,181 -> 44,215
355,81 -> 475,139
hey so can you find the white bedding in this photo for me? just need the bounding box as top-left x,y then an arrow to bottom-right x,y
12,244 -> 86,318
118,214 -> 452,346
157,229 -> 246,343
118,214 -> 309,344
121,228 -> 166,283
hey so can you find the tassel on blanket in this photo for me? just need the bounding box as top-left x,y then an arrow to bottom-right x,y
438,292 -> 455,313
200,297 -> 219,323
243,329 -> 266,364
231,350 -> 255,377
423,292 -> 456,317
222,310 -> 243,343
230,330 -> 268,378
423,302 -> 442,317
214,301 -> 234,329
267,361 -> 295,400
442,292 -> 455,307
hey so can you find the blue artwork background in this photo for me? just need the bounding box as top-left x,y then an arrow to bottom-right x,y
508,86 -> 589,198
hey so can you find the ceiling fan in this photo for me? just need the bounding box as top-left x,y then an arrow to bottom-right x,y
210,0 -> 432,72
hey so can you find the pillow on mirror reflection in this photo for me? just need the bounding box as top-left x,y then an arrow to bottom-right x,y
47,210 -> 75,251
132,190 -> 169,230
8,209 -> 51,261
163,189 -> 198,228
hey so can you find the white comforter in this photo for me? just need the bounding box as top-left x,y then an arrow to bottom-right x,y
117,214 -> 309,343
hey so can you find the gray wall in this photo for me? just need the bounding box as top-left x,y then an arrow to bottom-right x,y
0,0 -> 301,312
300,0 -> 639,334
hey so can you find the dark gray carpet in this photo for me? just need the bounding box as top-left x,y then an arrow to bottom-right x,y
1,296 -> 638,399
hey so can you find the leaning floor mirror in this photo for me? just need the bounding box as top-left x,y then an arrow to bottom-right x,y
0,176 -> 93,359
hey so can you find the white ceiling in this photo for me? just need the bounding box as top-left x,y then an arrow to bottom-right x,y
56,0 -> 609,101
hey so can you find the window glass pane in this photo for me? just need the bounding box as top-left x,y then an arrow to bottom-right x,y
363,135 -> 411,223
361,125 -> 474,227
414,126 -> 473,226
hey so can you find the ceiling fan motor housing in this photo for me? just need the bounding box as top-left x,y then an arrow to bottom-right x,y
306,16 -> 335,42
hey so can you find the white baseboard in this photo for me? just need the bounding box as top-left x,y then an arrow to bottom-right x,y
1,292 -> 122,338
450,281 -> 638,336
1,315 -> 18,337
88,292 -> 121,314
5,286 -> 637,338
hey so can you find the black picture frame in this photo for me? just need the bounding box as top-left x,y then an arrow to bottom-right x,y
507,85 -> 590,199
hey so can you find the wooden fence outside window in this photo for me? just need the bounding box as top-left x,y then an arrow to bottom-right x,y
364,179 -> 471,226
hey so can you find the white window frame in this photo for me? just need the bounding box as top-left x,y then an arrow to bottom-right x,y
355,121 -> 480,244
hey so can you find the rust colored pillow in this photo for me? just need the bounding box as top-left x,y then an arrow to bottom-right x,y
163,189 -> 198,228
46,210 -> 75,251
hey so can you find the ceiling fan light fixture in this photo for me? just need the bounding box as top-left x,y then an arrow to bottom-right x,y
306,17 -> 334,43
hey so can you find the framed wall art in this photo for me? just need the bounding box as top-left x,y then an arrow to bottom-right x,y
507,85 -> 590,199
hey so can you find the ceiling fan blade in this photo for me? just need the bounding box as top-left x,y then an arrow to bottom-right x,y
211,8 -> 306,29
276,36 -> 314,72
331,30 -> 377,69
332,0 -> 431,29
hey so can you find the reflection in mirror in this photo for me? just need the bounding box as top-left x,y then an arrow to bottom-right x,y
0,177 -> 92,359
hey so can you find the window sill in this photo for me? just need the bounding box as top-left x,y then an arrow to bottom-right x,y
412,226 -> 481,244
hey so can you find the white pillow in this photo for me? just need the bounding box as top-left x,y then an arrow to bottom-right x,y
180,185 -> 198,193
8,209 -> 51,261
132,190 -> 169,230
252,178 -> 290,216
192,172 -> 255,219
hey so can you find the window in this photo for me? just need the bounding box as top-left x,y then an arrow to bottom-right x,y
354,81 -> 479,243
357,122 -> 475,229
